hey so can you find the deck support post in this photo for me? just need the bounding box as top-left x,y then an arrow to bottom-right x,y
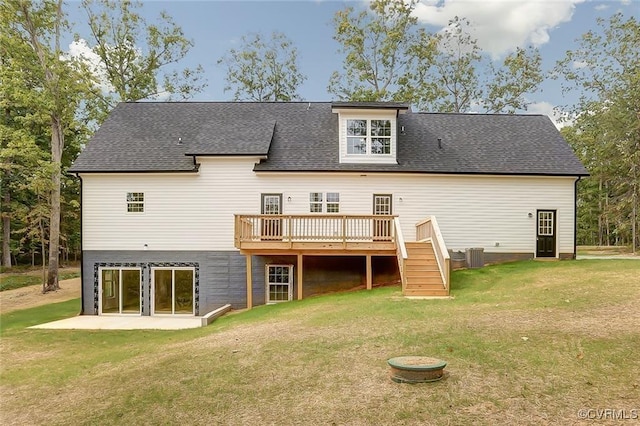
366,255 -> 372,290
297,253 -> 303,300
246,254 -> 252,309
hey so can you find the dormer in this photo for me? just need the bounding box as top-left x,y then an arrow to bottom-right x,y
332,102 -> 410,164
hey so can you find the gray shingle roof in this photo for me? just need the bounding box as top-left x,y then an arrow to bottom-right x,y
69,101 -> 588,176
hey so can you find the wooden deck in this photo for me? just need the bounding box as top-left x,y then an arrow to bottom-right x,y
234,214 -> 450,305
234,214 -> 398,253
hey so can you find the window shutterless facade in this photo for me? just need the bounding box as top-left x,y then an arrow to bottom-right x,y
127,192 -> 144,213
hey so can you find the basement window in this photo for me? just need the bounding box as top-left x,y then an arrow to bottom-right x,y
266,264 -> 293,303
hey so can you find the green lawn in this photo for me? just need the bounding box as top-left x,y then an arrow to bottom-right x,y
1,260 -> 639,425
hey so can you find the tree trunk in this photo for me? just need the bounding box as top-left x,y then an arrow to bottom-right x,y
2,190 -> 11,268
20,0 -> 66,293
633,182 -> 637,254
597,177 -> 603,246
40,218 -> 46,293
44,119 -> 63,292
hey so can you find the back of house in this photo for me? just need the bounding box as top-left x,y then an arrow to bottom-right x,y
69,101 -> 588,317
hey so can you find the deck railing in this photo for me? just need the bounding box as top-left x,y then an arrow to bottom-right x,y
235,214 -> 397,246
415,216 -> 451,290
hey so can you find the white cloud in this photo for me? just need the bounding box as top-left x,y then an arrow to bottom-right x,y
594,4 -> 609,11
528,101 -> 573,129
67,39 -> 115,94
572,60 -> 588,69
413,0 -> 585,57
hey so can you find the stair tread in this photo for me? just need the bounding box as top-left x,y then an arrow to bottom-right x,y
401,241 -> 448,297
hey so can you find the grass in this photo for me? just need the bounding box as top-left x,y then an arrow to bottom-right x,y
0,271 -> 80,292
576,245 -> 634,255
1,259 -> 639,425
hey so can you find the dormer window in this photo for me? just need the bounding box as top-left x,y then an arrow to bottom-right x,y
347,119 -> 391,155
332,102 -> 409,165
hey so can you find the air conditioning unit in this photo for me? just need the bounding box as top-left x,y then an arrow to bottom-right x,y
465,248 -> 485,268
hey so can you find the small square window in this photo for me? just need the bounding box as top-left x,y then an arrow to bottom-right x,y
347,119 -> 367,136
127,192 -> 144,213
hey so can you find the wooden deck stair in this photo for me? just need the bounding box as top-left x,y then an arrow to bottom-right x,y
403,241 -> 449,297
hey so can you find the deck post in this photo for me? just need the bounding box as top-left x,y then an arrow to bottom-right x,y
246,254 -> 252,309
297,253 -> 303,300
366,254 -> 372,290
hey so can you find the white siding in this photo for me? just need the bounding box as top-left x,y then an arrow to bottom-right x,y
82,158 -> 577,256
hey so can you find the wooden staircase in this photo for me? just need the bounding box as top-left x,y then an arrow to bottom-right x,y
403,241 -> 449,297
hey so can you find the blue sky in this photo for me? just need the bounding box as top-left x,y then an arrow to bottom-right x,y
66,0 -> 639,126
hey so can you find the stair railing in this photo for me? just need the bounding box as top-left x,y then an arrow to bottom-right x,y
393,217 -> 408,292
415,216 -> 450,291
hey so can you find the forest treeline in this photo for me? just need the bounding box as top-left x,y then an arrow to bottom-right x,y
1,0 -> 637,288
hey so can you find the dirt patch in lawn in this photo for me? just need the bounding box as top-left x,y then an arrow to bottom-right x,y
471,300 -> 640,339
0,277 -> 81,314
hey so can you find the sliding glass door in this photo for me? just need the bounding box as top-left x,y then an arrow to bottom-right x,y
99,268 -> 141,314
152,268 -> 194,315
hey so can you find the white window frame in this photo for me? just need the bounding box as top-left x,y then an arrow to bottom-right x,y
326,192 -> 340,213
126,192 -> 144,213
98,267 -> 142,315
151,267 -> 195,316
265,264 -> 294,304
337,111 -> 397,165
538,211 -> 554,236
309,192 -> 323,213
309,192 -> 340,213
346,119 -> 392,156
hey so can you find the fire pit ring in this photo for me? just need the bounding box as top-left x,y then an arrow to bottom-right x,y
387,356 -> 447,383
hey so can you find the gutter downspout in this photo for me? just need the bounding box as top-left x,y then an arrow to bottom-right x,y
574,176 -> 581,260
77,173 -> 84,314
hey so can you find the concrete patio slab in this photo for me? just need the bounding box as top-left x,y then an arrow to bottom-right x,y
29,315 -> 204,330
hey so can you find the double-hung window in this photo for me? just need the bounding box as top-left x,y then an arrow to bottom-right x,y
127,192 -> 144,213
309,192 -> 340,213
310,192 -> 323,213
347,119 -> 391,155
